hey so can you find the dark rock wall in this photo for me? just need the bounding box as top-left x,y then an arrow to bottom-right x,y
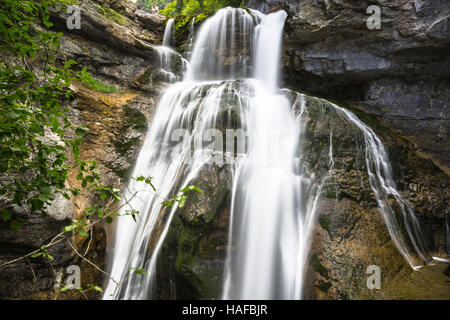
153,165 -> 232,300
246,0 -> 450,174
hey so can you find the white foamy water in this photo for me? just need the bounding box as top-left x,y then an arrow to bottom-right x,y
162,18 -> 175,48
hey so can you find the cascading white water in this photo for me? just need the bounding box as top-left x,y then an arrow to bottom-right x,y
154,19 -> 188,83
184,17 -> 196,61
154,46 -> 188,83
104,7 -> 430,300
185,8 -> 257,81
103,81 -> 243,299
162,18 -> 175,48
222,10 -> 307,300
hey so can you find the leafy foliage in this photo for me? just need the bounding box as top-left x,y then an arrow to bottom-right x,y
61,283 -> 103,293
0,0 -> 205,296
31,245 -> 54,260
96,5 -> 130,26
161,0 -> 244,17
162,185 -> 203,208
78,67 -> 118,93
0,0 -> 84,228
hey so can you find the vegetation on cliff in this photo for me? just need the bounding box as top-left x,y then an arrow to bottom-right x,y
161,0 -> 244,17
0,0 -> 201,297
0,0 -> 83,228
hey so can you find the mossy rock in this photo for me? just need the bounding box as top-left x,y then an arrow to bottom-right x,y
111,105 -> 148,179
96,5 -> 131,26
152,165 -> 232,299
310,254 -> 329,278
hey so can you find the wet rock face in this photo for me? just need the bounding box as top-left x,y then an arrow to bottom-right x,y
153,164 -> 232,299
245,0 -> 450,173
291,95 -> 450,299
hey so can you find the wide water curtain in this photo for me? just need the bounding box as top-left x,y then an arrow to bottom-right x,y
222,10 -> 305,300
104,7 -> 430,300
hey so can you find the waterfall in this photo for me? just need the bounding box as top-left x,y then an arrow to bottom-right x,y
184,17 -> 196,61
154,46 -> 188,83
104,7 -> 430,300
152,18 -> 188,83
222,10 -> 305,300
185,8 -> 257,81
162,18 -> 175,48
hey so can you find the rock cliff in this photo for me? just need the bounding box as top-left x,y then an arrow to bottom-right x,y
248,0 -> 449,175
0,0 -> 167,299
0,0 -> 448,300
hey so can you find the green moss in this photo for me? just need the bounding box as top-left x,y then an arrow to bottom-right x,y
83,77 -> 118,93
136,67 -> 155,87
326,99 -> 398,139
124,106 -> 148,131
173,11 -> 214,45
175,226 -> 198,272
96,5 -> 130,26
57,0 -> 80,6
316,279 -> 331,292
178,43 -> 187,53
310,254 -> 329,278
318,213 -> 331,233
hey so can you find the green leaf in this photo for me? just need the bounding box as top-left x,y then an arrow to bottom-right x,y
6,111 -> 20,119
75,127 -> 88,138
77,228 -> 89,237
63,224 -> 76,233
38,194 -> 48,202
40,186 -> 52,194
61,285 -> 73,292
130,267 -> 147,275
31,199 -> 44,211
64,59 -> 77,69
181,185 -> 203,194
31,252 -> 43,258
178,195 -> 187,208
1,210 -> 12,222
10,220 -> 20,231
92,285 -> 103,292
162,200 -> 174,207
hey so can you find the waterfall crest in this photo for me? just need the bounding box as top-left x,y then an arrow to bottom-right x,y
185,8 -> 257,81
